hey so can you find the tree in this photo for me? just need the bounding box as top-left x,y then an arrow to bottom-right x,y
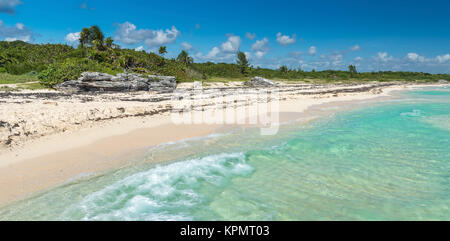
236,51 -> 249,75
158,46 -> 167,56
348,65 -> 357,77
79,28 -> 90,48
177,50 -> 193,65
78,26 -> 105,50
89,25 -> 104,45
279,65 -> 288,74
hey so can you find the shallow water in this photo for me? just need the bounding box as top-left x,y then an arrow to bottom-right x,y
1,86 -> 449,220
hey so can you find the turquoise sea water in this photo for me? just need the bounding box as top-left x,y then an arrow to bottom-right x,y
1,86 -> 449,220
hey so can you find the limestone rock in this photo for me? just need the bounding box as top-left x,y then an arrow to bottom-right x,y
55,72 -> 177,92
78,72 -> 115,82
148,75 -> 177,90
244,76 -> 276,87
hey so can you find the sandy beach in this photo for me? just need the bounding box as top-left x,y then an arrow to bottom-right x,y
0,82 -> 438,206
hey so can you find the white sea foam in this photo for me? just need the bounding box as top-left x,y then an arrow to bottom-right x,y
146,132 -> 229,152
60,152 -> 253,221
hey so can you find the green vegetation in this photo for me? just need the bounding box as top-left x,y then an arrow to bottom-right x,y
0,25 -> 449,90
176,50 -> 194,66
80,25 -> 106,50
191,63 -> 450,83
0,41 -> 73,75
348,65 -> 357,77
0,73 -> 47,90
0,72 -> 39,84
0,26 -> 191,88
236,51 -> 249,75
279,65 -> 288,74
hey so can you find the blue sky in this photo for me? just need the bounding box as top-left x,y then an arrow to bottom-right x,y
1,0 -> 450,73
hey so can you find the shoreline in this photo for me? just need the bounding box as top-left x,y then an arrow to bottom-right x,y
0,82 -> 445,206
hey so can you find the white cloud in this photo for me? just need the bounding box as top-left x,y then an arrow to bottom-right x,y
406,53 -> 425,62
205,46 -> 221,58
181,42 -> 192,50
308,46 -> 317,55
15,22 -> 24,30
436,54 -> 450,63
354,56 -> 363,61
146,27 -> 180,46
0,0 -> 22,14
251,38 -> 268,52
254,51 -> 266,59
135,46 -> 144,51
377,52 -> 388,59
330,54 -> 343,66
245,32 -> 256,40
5,36 -> 29,42
251,38 -> 269,59
0,20 -> 33,42
195,35 -> 242,62
65,32 -> 80,43
220,34 -> 241,53
114,22 -> 180,47
244,51 -> 251,60
350,45 -> 361,51
375,52 -> 393,62
276,32 -> 296,46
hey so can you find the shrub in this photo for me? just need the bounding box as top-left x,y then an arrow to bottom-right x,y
4,62 -> 35,75
38,58 -> 118,87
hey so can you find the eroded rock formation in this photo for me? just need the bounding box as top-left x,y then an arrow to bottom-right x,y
55,72 -> 177,92
244,76 -> 276,87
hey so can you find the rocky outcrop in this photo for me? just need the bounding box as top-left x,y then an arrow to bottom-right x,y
244,76 -> 276,87
56,72 -> 177,92
438,79 -> 448,84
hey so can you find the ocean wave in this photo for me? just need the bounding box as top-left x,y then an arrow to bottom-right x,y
146,132 -> 230,153
59,152 -> 253,221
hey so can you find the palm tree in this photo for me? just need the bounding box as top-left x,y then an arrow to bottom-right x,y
158,46 -> 167,56
79,27 -> 90,48
177,50 -> 193,65
89,26 -> 104,44
78,26 -> 105,50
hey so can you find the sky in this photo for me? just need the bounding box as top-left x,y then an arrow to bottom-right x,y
0,0 -> 450,73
